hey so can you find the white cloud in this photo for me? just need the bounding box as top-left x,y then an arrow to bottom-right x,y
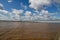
0,9 -> 12,20
21,10 -> 52,21
12,9 -> 24,20
0,3 -> 3,7
8,0 -> 12,2
29,0 -> 51,10
40,10 -> 49,18
22,11 -> 32,21
26,10 -> 51,21
0,9 -> 57,21
20,3 -> 28,10
40,10 -> 48,14
0,9 -> 24,20
0,13 -> 10,20
53,0 -> 60,3
20,11 -> 32,21
20,10 -> 58,21
0,3 -> 4,10
25,11 -> 32,16
39,10 -> 51,20
0,9 -> 9,14
12,9 -> 23,15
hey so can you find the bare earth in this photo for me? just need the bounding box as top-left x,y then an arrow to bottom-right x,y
0,22 -> 60,40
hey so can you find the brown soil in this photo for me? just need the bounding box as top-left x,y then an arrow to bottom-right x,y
0,22 -> 60,40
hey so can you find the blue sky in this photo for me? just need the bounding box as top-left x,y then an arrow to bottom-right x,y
0,0 -> 30,11
0,0 -> 60,21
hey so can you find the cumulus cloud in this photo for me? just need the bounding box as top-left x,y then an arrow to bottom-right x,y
0,9 -> 24,20
11,9 -> 23,20
0,9 -> 9,14
21,10 -> 52,21
20,11 -> 32,21
20,3 -> 27,10
0,9 -> 57,21
39,10 -> 59,20
33,10 -> 50,20
29,0 -> 51,10
12,9 -> 23,15
40,10 -> 49,18
25,11 -> 32,16
0,3 -> 4,10
0,3 -> 3,7
0,9 -> 12,20
53,0 -> 60,3
8,0 -> 12,2
0,14 -> 9,20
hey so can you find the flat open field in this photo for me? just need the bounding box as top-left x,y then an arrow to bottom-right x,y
0,22 -> 60,40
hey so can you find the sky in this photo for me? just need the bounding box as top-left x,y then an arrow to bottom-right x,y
0,0 -> 60,21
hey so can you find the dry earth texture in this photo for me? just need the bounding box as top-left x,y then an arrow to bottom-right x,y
0,21 -> 60,40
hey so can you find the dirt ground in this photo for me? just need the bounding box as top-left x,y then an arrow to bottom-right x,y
0,22 -> 60,40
